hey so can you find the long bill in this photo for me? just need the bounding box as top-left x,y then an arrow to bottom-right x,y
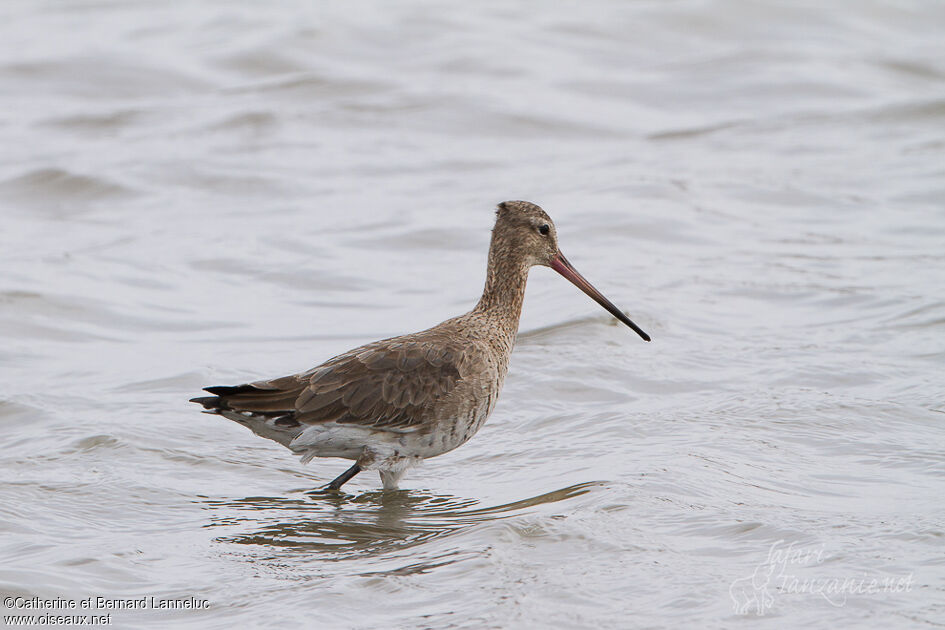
550,251 -> 651,342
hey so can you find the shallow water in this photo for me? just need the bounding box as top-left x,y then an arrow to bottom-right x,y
1,1 -> 943,628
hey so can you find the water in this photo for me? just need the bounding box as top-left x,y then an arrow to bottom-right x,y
1,1 -> 943,627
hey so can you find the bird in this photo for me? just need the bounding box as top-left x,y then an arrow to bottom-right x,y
190,201 -> 649,491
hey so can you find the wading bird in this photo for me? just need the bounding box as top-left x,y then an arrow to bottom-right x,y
191,201 -> 649,490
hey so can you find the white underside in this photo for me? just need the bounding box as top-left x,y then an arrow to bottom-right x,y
219,407 -> 476,489
291,424 -> 428,490
220,410 -> 431,489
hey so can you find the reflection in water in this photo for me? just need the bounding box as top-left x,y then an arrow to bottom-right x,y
202,482 -> 603,563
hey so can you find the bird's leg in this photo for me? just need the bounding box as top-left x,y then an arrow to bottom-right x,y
379,469 -> 405,490
326,463 -> 361,491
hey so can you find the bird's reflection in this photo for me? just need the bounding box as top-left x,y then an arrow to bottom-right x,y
201,481 -> 604,563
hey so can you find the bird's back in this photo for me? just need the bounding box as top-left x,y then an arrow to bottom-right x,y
192,311 -> 513,450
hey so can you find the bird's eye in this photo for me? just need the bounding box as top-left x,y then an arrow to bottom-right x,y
538,224 -> 550,235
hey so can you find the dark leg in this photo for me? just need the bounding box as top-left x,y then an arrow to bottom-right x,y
326,463 -> 361,490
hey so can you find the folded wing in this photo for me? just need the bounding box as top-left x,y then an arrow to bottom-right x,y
192,338 -> 468,433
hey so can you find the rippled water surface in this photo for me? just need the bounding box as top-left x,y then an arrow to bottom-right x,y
2,1 -> 943,628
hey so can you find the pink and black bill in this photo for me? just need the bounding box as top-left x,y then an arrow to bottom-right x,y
550,252 -> 650,342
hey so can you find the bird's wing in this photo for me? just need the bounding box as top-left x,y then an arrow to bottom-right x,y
197,338 -> 469,433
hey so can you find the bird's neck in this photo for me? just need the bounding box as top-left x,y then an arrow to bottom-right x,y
473,237 -> 530,337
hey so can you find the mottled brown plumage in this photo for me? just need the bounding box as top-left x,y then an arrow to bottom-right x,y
191,200 -> 649,490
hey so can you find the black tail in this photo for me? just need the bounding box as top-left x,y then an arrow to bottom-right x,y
189,382 -> 300,419
189,395 -> 226,410
190,384 -> 261,410
203,384 -> 258,396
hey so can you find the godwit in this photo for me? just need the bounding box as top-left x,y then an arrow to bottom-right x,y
191,201 -> 649,490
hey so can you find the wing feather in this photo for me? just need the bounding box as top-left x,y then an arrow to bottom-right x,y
197,336 -> 469,433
